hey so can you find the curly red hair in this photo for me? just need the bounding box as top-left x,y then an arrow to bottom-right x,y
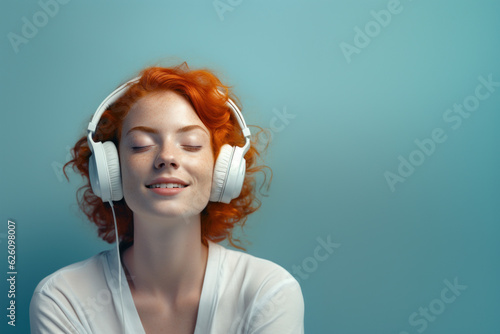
64,62 -> 270,250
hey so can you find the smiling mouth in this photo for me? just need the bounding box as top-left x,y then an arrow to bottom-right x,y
146,183 -> 188,189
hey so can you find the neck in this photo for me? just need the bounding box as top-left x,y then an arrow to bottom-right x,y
122,213 -> 209,303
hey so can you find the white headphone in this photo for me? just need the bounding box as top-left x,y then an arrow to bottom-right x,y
87,77 -> 252,204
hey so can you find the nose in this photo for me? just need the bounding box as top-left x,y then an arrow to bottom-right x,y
154,144 -> 179,170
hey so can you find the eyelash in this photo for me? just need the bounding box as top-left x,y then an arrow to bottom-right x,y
182,145 -> 202,152
130,145 -> 202,152
131,146 -> 151,152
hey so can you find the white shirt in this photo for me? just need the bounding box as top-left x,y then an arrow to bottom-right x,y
30,240 -> 305,333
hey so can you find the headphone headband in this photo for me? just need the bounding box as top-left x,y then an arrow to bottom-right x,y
87,77 -> 251,151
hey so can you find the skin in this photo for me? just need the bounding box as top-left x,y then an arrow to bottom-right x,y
119,90 -> 214,333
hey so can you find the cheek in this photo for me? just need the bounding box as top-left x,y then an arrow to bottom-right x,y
201,157 -> 214,187
191,154 -> 214,191
119,156 -> 133,198
119,153 -> 145,193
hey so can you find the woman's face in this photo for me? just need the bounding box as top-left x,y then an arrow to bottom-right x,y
119,90 -> 214,222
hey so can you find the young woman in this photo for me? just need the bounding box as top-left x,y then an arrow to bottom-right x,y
30,63 -> 304,333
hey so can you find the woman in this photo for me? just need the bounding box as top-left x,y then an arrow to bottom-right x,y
30,63 -> 305,333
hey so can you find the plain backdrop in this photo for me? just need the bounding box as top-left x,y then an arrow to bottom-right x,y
1,1 -> 499,333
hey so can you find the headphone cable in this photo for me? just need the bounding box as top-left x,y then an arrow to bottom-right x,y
109,201 -> 126,333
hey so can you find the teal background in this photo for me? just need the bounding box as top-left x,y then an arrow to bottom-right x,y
1,0 -> 499,333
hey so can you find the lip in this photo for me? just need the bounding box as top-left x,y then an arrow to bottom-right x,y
146,177 -> 189,187
146,177 -> 189,197
148,187 -> 186,196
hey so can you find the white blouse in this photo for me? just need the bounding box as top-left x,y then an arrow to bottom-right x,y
30,240 -> 305,333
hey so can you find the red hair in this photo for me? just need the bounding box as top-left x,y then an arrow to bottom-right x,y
64,62 -> 270,250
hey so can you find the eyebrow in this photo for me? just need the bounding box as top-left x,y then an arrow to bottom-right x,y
125,125 -> 209,136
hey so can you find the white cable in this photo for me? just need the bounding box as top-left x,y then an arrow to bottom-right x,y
109,201 -> 126,333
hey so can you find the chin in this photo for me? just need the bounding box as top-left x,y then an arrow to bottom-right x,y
145,203 -> 204,221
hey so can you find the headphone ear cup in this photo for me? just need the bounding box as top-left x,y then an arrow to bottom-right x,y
89,141 -> 123,202
223,146 -> 246,203
102,142 -> 123,201
210,144 -> 234,203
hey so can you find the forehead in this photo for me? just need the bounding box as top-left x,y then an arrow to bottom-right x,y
122,90 -> 207,132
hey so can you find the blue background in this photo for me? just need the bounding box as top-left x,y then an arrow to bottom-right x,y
1,0 -> 499,333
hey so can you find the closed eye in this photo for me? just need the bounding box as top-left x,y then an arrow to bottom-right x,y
182,145 -> 202,152
131,146 -> 152,152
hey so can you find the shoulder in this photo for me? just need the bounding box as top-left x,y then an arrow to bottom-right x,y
32,250 -> 111,296
216,243 -> 297,286
210,242 -> 304,332
212,241 -> 303,304
29,250 -> 114,333
29,250 -> 119,334
30,249 -> 115,320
